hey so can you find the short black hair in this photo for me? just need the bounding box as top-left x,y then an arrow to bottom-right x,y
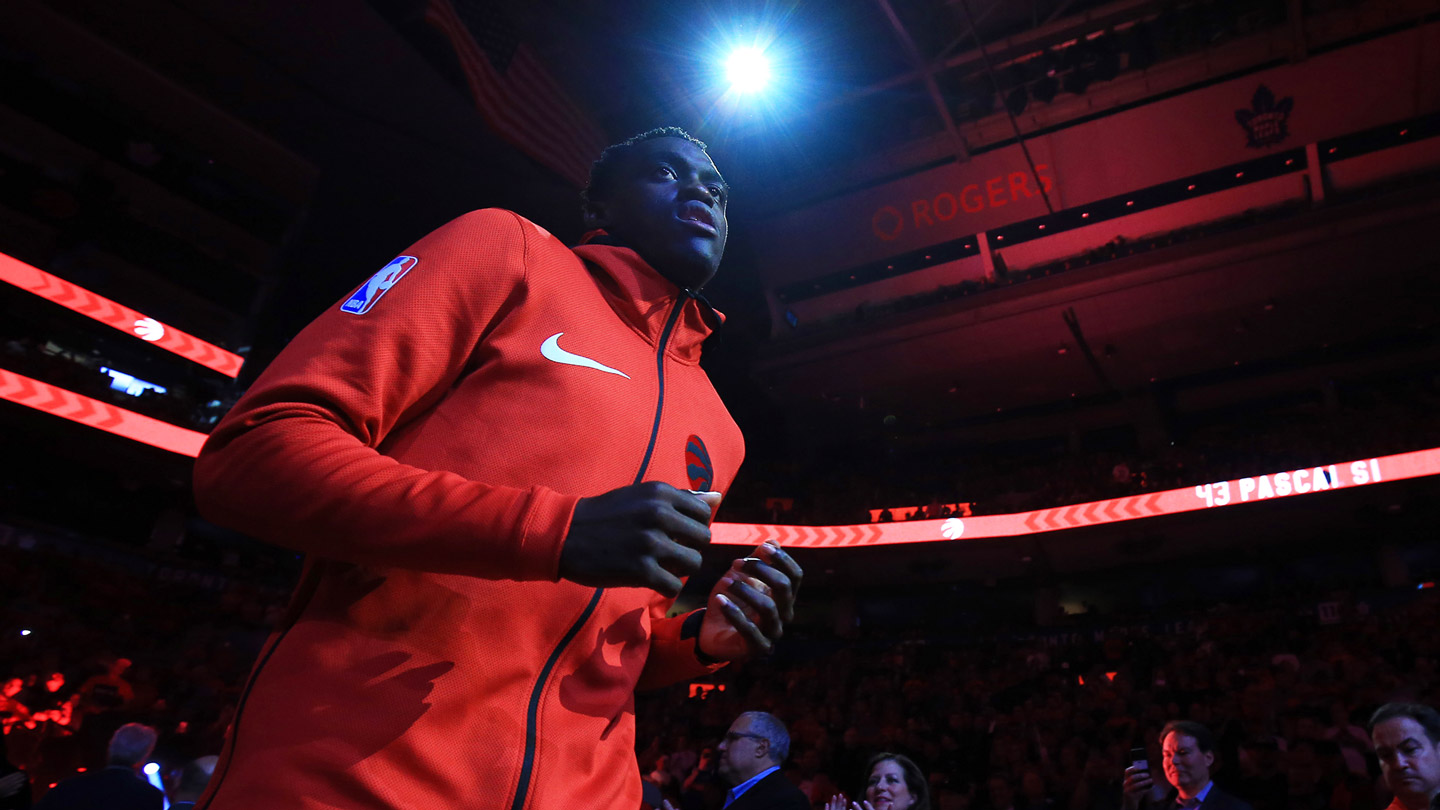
1160,720 -> 1216,753
582,127 -> 710,206
1369,703 -> 1440,744
865,753 -> 931,810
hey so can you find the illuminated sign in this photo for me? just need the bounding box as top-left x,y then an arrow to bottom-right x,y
871,165 -> 1057,242
0,367 -> 206,457
100,367 -> 167,397
868,503 -> 971,522
0,252 -> 243,378
713,448 -> 1440,548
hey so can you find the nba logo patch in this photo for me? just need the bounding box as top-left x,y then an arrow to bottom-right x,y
685,435 -> 713,491
341,256 -> 417,315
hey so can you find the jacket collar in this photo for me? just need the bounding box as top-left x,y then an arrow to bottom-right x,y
572,232 -> 723,364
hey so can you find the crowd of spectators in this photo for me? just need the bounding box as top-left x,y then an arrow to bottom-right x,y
0,527 -> 285,803
721,373 -> 1440,527
635,587 -> 1440,810
798,201 -> 1309,339
1,370 -> 1435,806
3,495 -> 1436,808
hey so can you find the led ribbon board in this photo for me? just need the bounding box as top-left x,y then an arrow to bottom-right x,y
0,368 -> 206,457
713,448 -> 1440,547
0,252 -> 243,378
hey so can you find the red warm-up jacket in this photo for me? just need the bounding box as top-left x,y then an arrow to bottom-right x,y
192,209 -> 743,810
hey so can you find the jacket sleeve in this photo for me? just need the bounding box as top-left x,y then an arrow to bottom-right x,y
636,607 -> 728,691
193,209 -> 577,581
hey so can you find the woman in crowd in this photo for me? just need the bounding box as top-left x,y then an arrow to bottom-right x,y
826,753 -> 930,810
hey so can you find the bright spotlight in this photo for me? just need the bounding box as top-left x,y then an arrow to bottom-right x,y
725,46 -> 771,93
20,629 -> 30,636
143,761 -> 165,796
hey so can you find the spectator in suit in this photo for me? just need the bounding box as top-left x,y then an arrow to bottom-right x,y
168,755 -> 218,810
1369,703 -> 1440,810
1123,721 -> 1253,810
34,723 -> 161,810
716,712 -> 808,810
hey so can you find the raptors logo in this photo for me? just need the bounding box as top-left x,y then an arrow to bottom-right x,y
558,608 -> 646,736
685,435 -> 713,491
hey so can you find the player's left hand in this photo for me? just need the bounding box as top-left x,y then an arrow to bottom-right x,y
697,541 -> 803,661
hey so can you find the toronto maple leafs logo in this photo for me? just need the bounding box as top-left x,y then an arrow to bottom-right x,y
1235,85 -> 1293,149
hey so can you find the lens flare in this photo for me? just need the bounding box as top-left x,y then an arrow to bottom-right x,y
725,46 -> 771,93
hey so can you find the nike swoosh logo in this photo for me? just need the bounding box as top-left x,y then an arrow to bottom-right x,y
541,333 -> 631,379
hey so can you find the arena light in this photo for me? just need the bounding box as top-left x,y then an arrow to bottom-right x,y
143,761 -> 166,802
712,447 -> 1440,547
0,367 -> 206,457
725,45 -> 771,93
0,251 -> 243,378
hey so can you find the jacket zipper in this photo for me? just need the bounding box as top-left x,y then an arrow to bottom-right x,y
508,297 -> 686,810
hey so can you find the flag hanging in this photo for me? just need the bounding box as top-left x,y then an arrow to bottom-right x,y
422,0 -> 609,188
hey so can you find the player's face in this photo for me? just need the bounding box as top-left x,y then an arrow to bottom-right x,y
1373,717 -> 1440,803
586,137 -> 728,290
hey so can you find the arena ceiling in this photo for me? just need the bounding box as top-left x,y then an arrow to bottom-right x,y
9,0 -> 1437,444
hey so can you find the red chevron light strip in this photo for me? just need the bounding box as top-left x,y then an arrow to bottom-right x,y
0,368 -> 206,457
713,448 -> 1440,548
0,252 -> 243,378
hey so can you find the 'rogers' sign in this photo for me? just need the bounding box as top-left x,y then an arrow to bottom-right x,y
871,164 -> 1058,242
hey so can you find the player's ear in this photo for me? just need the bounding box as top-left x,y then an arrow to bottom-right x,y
582,198 -> 610,232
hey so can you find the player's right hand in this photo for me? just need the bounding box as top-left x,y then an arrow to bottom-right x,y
559,482 -> 719,596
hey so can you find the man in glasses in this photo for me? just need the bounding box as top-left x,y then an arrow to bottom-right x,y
717,712 -> 809,810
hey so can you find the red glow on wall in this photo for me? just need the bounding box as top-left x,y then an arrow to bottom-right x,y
713,448 -> 1440,548
0,252 -> 243,378
0,368 -> 206,457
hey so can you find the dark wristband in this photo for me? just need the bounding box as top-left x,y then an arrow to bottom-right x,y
681,608 -> 724,665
